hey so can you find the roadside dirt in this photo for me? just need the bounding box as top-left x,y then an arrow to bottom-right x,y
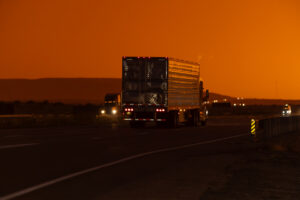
201,132 -> 300,200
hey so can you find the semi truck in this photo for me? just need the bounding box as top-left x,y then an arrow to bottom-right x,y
121,57 -> 209,127
282,104 -> 292,117
100,93 -> 121,116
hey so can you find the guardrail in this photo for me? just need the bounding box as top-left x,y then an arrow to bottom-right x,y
257,116 -> 300,139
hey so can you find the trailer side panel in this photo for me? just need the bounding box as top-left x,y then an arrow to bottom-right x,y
168,58 -> 200,110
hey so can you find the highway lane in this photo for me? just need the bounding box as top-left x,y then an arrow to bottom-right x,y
0,116 -> 251,199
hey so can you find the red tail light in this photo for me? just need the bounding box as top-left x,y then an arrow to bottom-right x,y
156,108 -> 165,112
125,108 -> 134,112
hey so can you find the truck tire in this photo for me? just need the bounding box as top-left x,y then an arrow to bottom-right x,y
192,110 -> 200,127
168,112 -> 178,128
193,111 -> 199,127
200,120 -> 207,126
130,121 -> 145,128
156,121 -> 167,127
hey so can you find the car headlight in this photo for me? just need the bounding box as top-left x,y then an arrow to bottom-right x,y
101,110 -> 105,114
112,109 -> 117,115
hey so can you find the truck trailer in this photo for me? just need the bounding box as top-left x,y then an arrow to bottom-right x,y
121,57 -> 209,127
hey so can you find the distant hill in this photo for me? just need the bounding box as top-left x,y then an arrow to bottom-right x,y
0,78 -> 121,104
0,78 -> 299,105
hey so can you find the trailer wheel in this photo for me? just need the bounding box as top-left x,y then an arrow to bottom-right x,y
193,111 -> 199,127
191,110 -> 200,127
130,121 -> 145,128
168,112 -> 178,128
200,120 -> 207,126
156,121 -> 167,127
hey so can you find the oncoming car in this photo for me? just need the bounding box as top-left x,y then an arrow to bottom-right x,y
282,104 -> 292,116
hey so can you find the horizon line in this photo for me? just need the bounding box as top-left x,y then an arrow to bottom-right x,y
0,78 -> 300,101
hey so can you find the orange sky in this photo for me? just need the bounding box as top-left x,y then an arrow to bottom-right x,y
0,0 -> 300,99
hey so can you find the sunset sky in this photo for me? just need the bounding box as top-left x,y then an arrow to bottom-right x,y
0,0 -> 300,99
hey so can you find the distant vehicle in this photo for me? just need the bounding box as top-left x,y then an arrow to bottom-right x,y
100,93 -> 121,116
282,104 -> 292,116
121,57 -> 209,127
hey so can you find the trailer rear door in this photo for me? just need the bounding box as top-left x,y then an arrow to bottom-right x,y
122,57 -> 168,105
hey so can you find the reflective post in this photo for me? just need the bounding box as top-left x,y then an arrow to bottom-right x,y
251,118 -> 256,141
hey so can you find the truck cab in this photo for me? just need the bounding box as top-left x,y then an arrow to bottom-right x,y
282,104 -> 292,117
100,93 -> 121,116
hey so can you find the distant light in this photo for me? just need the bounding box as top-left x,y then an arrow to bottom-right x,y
112,109 -> 117,115
233,103 -> 237,107
101,110 -> 105,114
242,103 -> 246,107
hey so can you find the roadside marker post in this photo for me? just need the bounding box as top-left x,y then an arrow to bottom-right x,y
251,118 -> 257,141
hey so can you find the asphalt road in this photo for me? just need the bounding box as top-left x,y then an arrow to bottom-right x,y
0,116 -> 252,200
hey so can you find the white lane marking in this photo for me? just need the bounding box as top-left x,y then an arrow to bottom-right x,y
0,143 -> 39,150
0,133 -> 248,200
